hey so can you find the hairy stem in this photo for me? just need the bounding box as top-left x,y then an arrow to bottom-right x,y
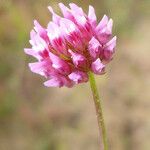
88,72 -> 108,150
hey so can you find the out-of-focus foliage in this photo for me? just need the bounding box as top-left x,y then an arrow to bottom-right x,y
0,0 -> 150,150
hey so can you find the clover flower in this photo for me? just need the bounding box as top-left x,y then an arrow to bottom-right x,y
24,3 -> 116,88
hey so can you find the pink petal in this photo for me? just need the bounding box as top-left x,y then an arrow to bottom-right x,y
44,78 -> 63,87
29,28 -> 48,51
103,36 -> 117,62
73,14 -> 92,42
59,76 -> 74,88
34,20 -> 45,34
44,76 -> 74,88
96,15 -> 108,32
59,3 -> 74,20
60,18 -> 83,49
106,19 -> 113,35
104,36 -> 117,52
24,48 -> 36,57
47,22 -> 60,40
60,18 -> 78,34
31,36 -> 48,51
91,58 -> 105,75
68,71 -> 88,84
49,52 -> 71,75
68,49 -> 87,68
68,5 -> 92,41
34,20 -> 49,42
88,37 -> 102,59
96,16 -> 113,44
48,6 -> 61,25
69,3 -> 84,16
38,49 -> 49,59
29,59 -> 51,76
88,5 -> 97,27
47,22 -> 67,53
24,48 -> 49,60
30,29 -> 36,40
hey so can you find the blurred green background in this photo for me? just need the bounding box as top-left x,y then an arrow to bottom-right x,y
0,0 -> 150,150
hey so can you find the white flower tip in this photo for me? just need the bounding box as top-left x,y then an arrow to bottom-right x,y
89,5 -> 94,10
24,48 -> 30,54
69,3 -> 80,9
28,63 -> 32,68
33,20 -> 39,27
33,19 -> 37,23
68,49 -> 72,54
33,20 -> 43,32
92,58 -> 105,75
113,36 -> 117,41
33,20 -> 42,27
44,81 -> 55,87
44,79 -> 62,87
24,48 -> 27,53
48,6 -> 53,13
69,3 -> 82,12
69,3 -> 76,6
112,36 -> 117,47
58,2 -> 64,8
103,14 -> 108,21
28,63 -> 35,72
108,18 -> 113,26
88,5 -> 96,21
60,18 -> 76,33
59,3 -> 70,12
105,36 -> 117,51
106,18 -> 113,34
110,36 -> 117,44
43,81 -> 50,87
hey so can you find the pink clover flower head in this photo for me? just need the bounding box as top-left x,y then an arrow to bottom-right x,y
24,3 -> 117,88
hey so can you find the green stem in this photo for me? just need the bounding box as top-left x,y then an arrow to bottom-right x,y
88,72 -> 108,150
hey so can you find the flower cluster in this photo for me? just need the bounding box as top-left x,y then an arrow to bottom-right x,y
24,3 -> 117,87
